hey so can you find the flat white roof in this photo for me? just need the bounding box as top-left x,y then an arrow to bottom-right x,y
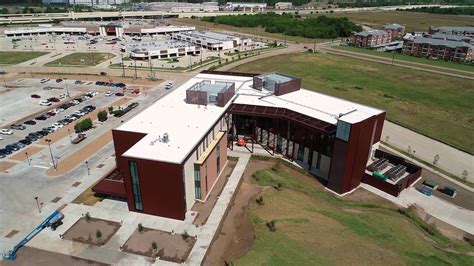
117,73 -> 253,164
116,73 -> 383,163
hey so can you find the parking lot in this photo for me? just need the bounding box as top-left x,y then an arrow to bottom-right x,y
0,78 -> 139,158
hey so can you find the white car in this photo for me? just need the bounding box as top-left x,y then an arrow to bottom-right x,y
40,78 -> 50,83
73,110 -> 86,116
58,93 -> 67,99
65,115 -> 78,121
0,129 -> 13,135
92,91 -> 99,96
39,100 -> 51,106
71,100 -> 80,105
52,123 -> 64,129
105,91 -> 113,97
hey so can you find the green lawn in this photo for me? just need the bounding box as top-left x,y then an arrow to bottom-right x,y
45,52 -> 115,67
305,11 -> 474,32
231,53 -> 474,154
336,46 -> 474,73
236,163 -> 474,265
0,51 -> 49,65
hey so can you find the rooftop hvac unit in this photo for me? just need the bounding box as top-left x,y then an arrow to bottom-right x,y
162,133 -> 169,143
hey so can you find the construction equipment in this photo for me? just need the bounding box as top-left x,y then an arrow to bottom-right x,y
3,210 -> 64,260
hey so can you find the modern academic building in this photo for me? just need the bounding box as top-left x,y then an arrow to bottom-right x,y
171,31 -> 252,51
93,71 -> 397,220
121,40 -> 201,60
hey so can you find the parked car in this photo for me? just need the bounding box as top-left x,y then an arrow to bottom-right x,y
71,133 -> 86,144
46,111 -> 56,116
48,97 -> 60,103
40,78 -> 50,83
56,78 -> 63,83
5,144 -> 20,151
105,91 -> 113,97
0,129 -> 13,135
74,80 -> 83,84
35,115 -> 48,121
43,86 -> 53,90
58,93 -> 67,99
31,94 -> 41,98
39,100 -> 51,106
115,92 -> 124,96
71,100 -> 80,105
19,139 -> 32,145
24,120 -> 37,125
10,124 -> 26,130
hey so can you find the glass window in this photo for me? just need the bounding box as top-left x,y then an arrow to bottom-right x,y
216,143 -> 220,175
297,144 -> 304,161
336,120 -> 351,142
194,164 -> 201,199
129,161 -> 143,211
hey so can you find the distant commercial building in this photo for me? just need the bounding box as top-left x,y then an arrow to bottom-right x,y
43,0 -> 129,6
428,26 -> 474,37
135,1 -> 219,13
92,71 -> 386,220
402,36 -> 473,63
171,31 -> 252,51
4,22 -> 194,38
351,30 -> 392,48
383,23 -> 405,39
121,40 -> 200,60
275,2 -> 293,10
225,2 -> 267,11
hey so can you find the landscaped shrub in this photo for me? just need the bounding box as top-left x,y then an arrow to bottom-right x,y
98,110 -> 108,122
182,230 -> 190,240
74,118 -> 93,133
138,223 -> 144,233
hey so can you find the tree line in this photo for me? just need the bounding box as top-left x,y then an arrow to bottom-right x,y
335,0 -> 473,8
202,13 -> 362,39
399,6 -> 474,15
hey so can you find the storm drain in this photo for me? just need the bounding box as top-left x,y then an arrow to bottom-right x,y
5,230 -> 19,238
97,164 -> 105,169
72,182 -> 81,187
51,197 -> 62,203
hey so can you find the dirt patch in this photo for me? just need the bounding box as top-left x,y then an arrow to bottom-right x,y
192,159 -> 237,226
63,217 -> 120,246
46,131 -> 112,176
0,246 -> 106,266
9,145 -> 44,161
122,228 -> 196,263
345,187 -> 398,208
110,97 -> 132,108
203,159 -> 275,265
0,161 -> 17,172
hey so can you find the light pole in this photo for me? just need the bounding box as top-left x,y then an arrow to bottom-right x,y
121,53 -> 125,78
64,77 -> 70,98
68,129 -> 72,143
134,59 -> 137,79
25,151 -> 30,165
34,196 -> 42,213
45,139 -> 57,170
85,161 -> 90,175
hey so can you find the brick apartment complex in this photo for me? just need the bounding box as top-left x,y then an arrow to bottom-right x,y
383,23 -> 406,39
429,26 -> 474,37
351,30 -> 392,48
402,37 -> 474,63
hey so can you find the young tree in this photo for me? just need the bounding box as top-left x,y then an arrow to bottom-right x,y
98,110 -> 108,122
96,229 -> 102,240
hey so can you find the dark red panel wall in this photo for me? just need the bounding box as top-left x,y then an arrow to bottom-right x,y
121,156 -> 186,220
373,112 -> 386,143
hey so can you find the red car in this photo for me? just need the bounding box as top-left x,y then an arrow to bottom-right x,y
48,97 -> 60,102
31,94 -> 41,98
115,92 -> 124,96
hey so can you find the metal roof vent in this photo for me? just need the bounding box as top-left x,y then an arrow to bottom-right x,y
162,133 -> 169,143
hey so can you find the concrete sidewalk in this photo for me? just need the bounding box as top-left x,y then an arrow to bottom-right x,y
382,120 -> 474,182
187,153 -> 251,265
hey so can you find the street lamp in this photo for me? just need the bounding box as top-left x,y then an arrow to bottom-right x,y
34,196 -> 42,213
45,139 -> 57,170
25,151 -> 30,166
85,161 -> 90,176
68,129 -> 72,143
64,77 -> 70,98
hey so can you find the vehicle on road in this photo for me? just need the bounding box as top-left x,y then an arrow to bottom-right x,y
24,120 -> 36,125
105,91 -> 113,97
40,78 -> 50,83
39,100 -> 51,106
71,133 -> 86,144
115,92 -> 124,96
31,94 -> 41,98
1,129 -> 14,135
58,93 -> 67,99
74,80 -> 83,84
56,79 -> 63,83
48,97 -> 60,103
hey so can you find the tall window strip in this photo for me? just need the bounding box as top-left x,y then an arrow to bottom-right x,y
129,161 -> 143,211
194,164 -> 201,199
216,142 -> 221,175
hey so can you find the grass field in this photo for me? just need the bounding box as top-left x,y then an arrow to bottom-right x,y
235,164 -> 474,265
231,53 -> 474,154
0,51 -> 49,65
171,18 -> 329,44
306,11 -> 474,32
45,52 -> 115,67
336,46 -> 474,73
